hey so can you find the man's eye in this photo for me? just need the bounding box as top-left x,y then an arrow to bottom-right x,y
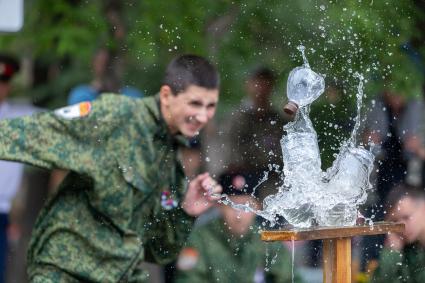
190,101 -> 203,107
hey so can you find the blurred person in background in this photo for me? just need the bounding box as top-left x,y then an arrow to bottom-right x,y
372,184 -> 425,283
0,54 -> 39,283
361,90 -> 411,268
402,84 -> 425,187
363,90 -> 409,214
175,171 -> 302,283
219,67 -> 286,201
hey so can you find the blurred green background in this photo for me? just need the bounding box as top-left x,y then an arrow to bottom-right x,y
1,0 -> 424,106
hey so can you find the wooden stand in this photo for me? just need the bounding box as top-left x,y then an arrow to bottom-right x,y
261,222 -> 404,283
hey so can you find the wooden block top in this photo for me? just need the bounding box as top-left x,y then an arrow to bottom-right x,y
261,221 -> 404,242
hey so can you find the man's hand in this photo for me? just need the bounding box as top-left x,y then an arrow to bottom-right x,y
181,172 -> 222,217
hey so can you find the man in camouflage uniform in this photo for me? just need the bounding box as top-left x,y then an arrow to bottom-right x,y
175,172 -> 303,283
0,55 -> 222,282
372,184 -> 425,283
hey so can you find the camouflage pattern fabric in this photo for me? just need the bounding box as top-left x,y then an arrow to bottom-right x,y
371,243 -> 425,283
0,94 -> 194,282
175,217 -> 303,283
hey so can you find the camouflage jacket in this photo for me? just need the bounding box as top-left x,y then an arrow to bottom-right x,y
0,94 -> 194,282
372,243 -> 425,283
175,216 -> 303,283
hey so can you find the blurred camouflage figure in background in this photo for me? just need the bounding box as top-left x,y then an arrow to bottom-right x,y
175,171 -> 303,283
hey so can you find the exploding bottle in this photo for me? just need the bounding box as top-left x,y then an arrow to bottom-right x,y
262,47 -> 375,228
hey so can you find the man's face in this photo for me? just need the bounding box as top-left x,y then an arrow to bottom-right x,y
160,85 -> 219,138
246,78 -> 272,107
389,197 -> 425,243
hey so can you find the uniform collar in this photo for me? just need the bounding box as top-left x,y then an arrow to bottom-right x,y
149,94 -> 190,148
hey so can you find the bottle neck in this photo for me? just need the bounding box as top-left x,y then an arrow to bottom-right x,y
284,106 -> 315,134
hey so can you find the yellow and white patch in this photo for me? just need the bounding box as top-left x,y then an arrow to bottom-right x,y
176,247 -> 199,271
54,102 -> 92,120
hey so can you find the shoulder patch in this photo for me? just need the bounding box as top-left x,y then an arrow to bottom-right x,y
176,247 -> 199,271
54,102 -> 92,120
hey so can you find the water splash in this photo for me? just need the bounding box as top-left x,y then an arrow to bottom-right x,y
218,194 -> 259,214
250,171 -> 270,198
220,47 -> 375,229
297,45 -> 310,68
348,72 -> 365,146
264,244 -> 270,272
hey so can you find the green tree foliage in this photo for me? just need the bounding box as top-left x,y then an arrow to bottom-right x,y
0,0 -> 423,106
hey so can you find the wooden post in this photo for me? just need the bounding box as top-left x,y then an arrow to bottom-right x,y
323,238 -> 351,283
261,222 -> 404,283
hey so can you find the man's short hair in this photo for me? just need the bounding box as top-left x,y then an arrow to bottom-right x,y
385,183 -> 425,212
162,54 -> 220,95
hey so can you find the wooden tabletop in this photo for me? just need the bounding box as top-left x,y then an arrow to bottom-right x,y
261,221 -> 404,242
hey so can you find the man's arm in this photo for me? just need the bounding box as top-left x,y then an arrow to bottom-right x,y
0,95 -> 128,172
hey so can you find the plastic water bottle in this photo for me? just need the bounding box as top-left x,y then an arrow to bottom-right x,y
318,146 -> 374,226
283,66 -> 325,115
281,131 -> 321,176
279,107 -> 323,227
325,147 -> 374,202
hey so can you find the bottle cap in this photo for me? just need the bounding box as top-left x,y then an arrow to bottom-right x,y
283,101 -> 298,116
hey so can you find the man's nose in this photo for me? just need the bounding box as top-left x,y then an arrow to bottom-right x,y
196,109 -> 208,123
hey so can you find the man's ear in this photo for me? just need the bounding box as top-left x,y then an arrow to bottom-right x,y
160,85 -> 172,107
